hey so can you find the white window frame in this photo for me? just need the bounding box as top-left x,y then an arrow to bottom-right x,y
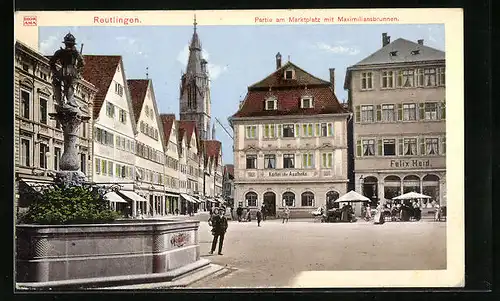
245,125 -> 257,139
381,71 -> 394,89
265,98 -> 277,110
302,153 -> 314,168
383,139 -> 396,156
20,137 -> 31,167
382,104 -> 395,122
424,68 -> 437,87
39,96 -> 48,124
425,137 -> 440,156
284,68 -> 295,80
362,139 -> 375,156
282,124 -> 295,138
437,67 -> 445,86
403,137 -> 418,156
402,70 -> 415,87
403,103 -> 417,121
361,105 -> 374,123
283,154 -> 295,169
321,152 -> 333,168
106,102 -> 115,118
301,97 -> 314,108
115,82 -> 123,96
424,102 -> 439,120
361,72 -> 373,90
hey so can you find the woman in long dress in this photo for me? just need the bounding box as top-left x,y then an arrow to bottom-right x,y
373,203 -> 385,225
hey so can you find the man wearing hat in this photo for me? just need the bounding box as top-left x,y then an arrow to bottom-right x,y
49,32 -> 85,109
209,207 -> 228,255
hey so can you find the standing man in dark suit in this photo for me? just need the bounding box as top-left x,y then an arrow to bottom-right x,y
209,208 -> 228,255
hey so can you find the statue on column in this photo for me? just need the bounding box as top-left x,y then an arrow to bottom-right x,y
49,33 -> 85,110
48,33 -> 89,186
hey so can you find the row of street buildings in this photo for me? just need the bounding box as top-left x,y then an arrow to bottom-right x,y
14,23 -> 229,217
230,33 -> 446,217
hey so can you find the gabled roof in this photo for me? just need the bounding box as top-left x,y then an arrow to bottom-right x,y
178,120 -> 198,149
249,61 -> 330,90
353,38 -> 445,66
160,114 -> 176,146
224,164 -> 234,178
203,140 -> 222,159
127,79 -> 149,123
232,87 -> 347,118
82,55 -> 122,120
83,55 -> 122,119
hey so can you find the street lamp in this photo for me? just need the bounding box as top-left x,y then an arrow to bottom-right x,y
359,175 -> 364,194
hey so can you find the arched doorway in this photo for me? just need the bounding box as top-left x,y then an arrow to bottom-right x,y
282,192 -> 295,207
326,190 -> 340,210
422,174 -> 440,206
362,176 -> 379,207
384,175 -> 401,203
301,191 -> 315,207
403,175 -> 420,193
263,192 -> 276,217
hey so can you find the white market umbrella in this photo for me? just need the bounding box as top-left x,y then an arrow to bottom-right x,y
334,190 -> 371,203
392,191 -> 432,200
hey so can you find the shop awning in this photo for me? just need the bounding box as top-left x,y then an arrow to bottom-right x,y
206,198 -> 217,203
119,190 -> 148,202
165,193 -> 179,197
104,191 -> 128,203
180,193 -> 197,203
216,198 -> 226,204
20,179 -> 53,192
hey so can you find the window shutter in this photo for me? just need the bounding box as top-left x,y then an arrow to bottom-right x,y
398,104 -> 403,121
278,124 -> 282,137
308,124 -> 313,136
328,153 -> 333,167
378,139 -> 383,156
440,101 -> 446,119
355,106 -> 361,123
315,123 -> 320,136
271,124 -> 275,138
356,140 -> 362,157
441,136 -> 446,155
419,103 -> 425,120
264,125 -> 269,138
419,138 -> 425,155
308,154 -> 312,167
376,105 -> 381,121
302,154 -> 307,168
322,153 -> 326,167
398,138 -> 404,155
251,126 -> 256,138
295,124 -> 300,137
302,124 -> 307,136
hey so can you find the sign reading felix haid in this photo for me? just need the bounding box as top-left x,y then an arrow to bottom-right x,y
390,159 -> 431,168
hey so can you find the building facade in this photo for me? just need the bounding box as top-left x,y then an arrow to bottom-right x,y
202,140 -> 224,209
179,18 -> 212,140
14,40 -> 97,212
230,54 -> 350,218
82,55 -> 143,215
222,164 -> 235,207
128,79 -> 168,216
160,114 -> 181,214
344,33 -> 446,207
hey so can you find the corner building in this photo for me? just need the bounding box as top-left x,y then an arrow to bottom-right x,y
344,33 -> 446,207
230,54 -> 350,218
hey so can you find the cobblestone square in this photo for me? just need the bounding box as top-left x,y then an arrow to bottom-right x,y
190,216 -> 446,288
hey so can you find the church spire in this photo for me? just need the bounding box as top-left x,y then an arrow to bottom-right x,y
193,14 -> 197,33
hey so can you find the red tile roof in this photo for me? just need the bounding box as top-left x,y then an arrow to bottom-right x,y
178,120 -> 198,149
224,164 -> 234,177
249,61 -> 330,89
127,79 -> 149,123
159,114 -> 176,147
203,140 -> 222,159
232,87 -> 347,118
232,61 -> 347,118
81,55 -> 122,119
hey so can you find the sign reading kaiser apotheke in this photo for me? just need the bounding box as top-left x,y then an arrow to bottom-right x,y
390,159 -> 431,168
268,171 -> 309,177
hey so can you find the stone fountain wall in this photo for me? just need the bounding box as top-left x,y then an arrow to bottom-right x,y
16,219 -> 203,287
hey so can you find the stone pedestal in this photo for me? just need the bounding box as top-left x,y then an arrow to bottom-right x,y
49,104 -> 90,187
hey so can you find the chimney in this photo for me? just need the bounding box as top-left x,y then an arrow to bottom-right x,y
382,32 -> 390,47
418,39 -> 424,45
329,68 -> 335,92
276,52 -> 282,70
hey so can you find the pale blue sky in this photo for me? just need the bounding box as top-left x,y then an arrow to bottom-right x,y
39,24 -> 444,164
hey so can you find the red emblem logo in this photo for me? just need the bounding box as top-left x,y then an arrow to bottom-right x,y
23,16 -> 37,26
170,233 -> 190,248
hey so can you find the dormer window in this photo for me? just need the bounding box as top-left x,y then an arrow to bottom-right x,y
284,68 -> 295,80
301,97 -> 314,109
265,98 -> 277,110
389,51 -> 398,57
411,49 -> 420,55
